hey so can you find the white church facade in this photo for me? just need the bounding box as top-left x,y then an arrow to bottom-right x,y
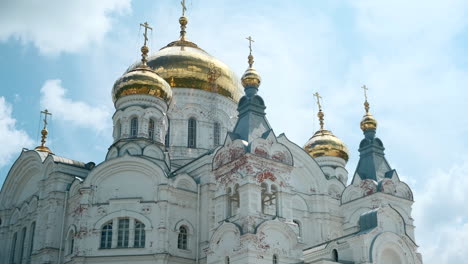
0,10 -> 422,264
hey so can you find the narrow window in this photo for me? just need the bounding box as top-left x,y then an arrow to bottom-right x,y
100,222 -> 113,249
68,230 -> 75,255
178,226 -> 188,250
10,232 -> 17,264
19,227 -> 27,264
225,256 -> 230,264
213,122 -> 220,146
165,119 -> 170,147
115,120 -> 121,140
29,222 -> 35,257
293,219 -> 301,237
230,185 -> 239,217
117,218 -> 130,248
332,249 -> 338,261
273,254 -> 278,264
188,118 -> 197,148
130,117 -> 138,138
148,119 -> 155,140
134,221 -> 146,248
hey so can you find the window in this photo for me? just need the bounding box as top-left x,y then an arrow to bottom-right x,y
68,230 -> 75,255
225,256 -> 230,264
100,222 -> 113,249
213,122 -> 220,146
188,118 -> 197,148
293,219 -> 301,237
29,222 -> 35,257
148,119 -> 155,140
178,226 -> 188,250
273,254 -> 278,264
117,218 -> 130,248
10,232 -> 17,264
19,227 -> 27,264
165,119 -> 170,147
130,117 -> 138,138
115,120 -> 121,139
134,221 -> 145,248
229,185 -> 239,217
261,184 -> 278,216
332,249 -> 338,262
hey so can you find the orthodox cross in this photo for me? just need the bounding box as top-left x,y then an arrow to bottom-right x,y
313,92 -> 323,111
362,85 -> 368,101
140,22 -> 153,46
181,0 -> 187,16
41,109 -> 52,129
246,36 -> 254,55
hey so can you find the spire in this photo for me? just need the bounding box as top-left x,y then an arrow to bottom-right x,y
139,22 -> 152,67
179,0 -> 188,41
313,92 -> 324,130
35,109 -> 53,154
233,37 -> 270,142
360,85 -> 378,134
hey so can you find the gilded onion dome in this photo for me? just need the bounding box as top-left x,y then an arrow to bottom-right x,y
112,23 -> 172,104
127,16 -> 243,102
303,93 -> 349,162
360,101 -> 378,131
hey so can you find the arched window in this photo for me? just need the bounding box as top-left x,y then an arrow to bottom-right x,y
293,219 -> 302,237
262,184 -> 278,215
130,117 -> 138,138
68,230 -> 75,255
273,254 -> 278,264
117,218 -> 130,248
165,119 -> 170,147
134,221 -> 146,248
19,227 -> 27,263
100,222 -> 113,249
115,120 -> 121,140
332,249 -> 338,262
148,119 -> 155,140
188,118 -> 197,148
29,222 -> 35,257
213,122 -> 220,146
177,226 -> 188,249
10,232 -> 17,264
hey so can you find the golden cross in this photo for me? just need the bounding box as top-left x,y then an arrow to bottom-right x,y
246,36 -> 254,55
40,109 -> 52,129
181,0 -> 187,16
313,92 -> 322,111
362,85 -> 368,101
140,22 -> 153,46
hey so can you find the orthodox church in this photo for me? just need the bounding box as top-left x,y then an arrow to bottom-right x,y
0,7 -> 423,264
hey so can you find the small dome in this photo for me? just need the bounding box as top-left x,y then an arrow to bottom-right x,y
304,129 -> 349,162
360,112 -> 377,131
241,67 -> 261,88
112,67 -> 172,103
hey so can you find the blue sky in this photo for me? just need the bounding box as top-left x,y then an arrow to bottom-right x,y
0,0 -> 467,262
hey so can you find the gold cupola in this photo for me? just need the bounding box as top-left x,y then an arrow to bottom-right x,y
304,93 -> 349,162
126,5 -> 243,102
112,22 -> 172,104
360,85 -> 377,131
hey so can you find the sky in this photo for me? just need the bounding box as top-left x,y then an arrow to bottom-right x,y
0,0 -> 467,262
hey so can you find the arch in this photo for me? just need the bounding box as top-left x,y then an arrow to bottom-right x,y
174,219 -> 195,235
173,174 -> 197,192
94,209 -> 153,230
106,146 -> 119,160
332,249 -> 338,262
119,142 -> 142,156
100,221 -> 113,249
188,117 -> 197,148
66,225 -> 76,255
134,220 -> 146,248
178,225 -> 188,250
142,145 -> 165,160
370,232 -> 417,264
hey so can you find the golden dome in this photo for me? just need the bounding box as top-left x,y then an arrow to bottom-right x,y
112,67 -> 172,103
360,112 -> 377,131
304,129 -> 349,161
241,67 -> 261,88
127,43 -> 243,102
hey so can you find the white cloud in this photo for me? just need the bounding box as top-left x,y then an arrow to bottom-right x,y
40,79 -> 111,133
0,0 -> 131,55
413,160 -> 468,263
0,97 -> 34,167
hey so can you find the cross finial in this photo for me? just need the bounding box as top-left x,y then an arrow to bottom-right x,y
181,0 -> 187,16
361,85 -> 370,113
140,22 -> 152,46
246,36 -> 255,68
35,109 -> 53,153
313,92 -> 325,130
